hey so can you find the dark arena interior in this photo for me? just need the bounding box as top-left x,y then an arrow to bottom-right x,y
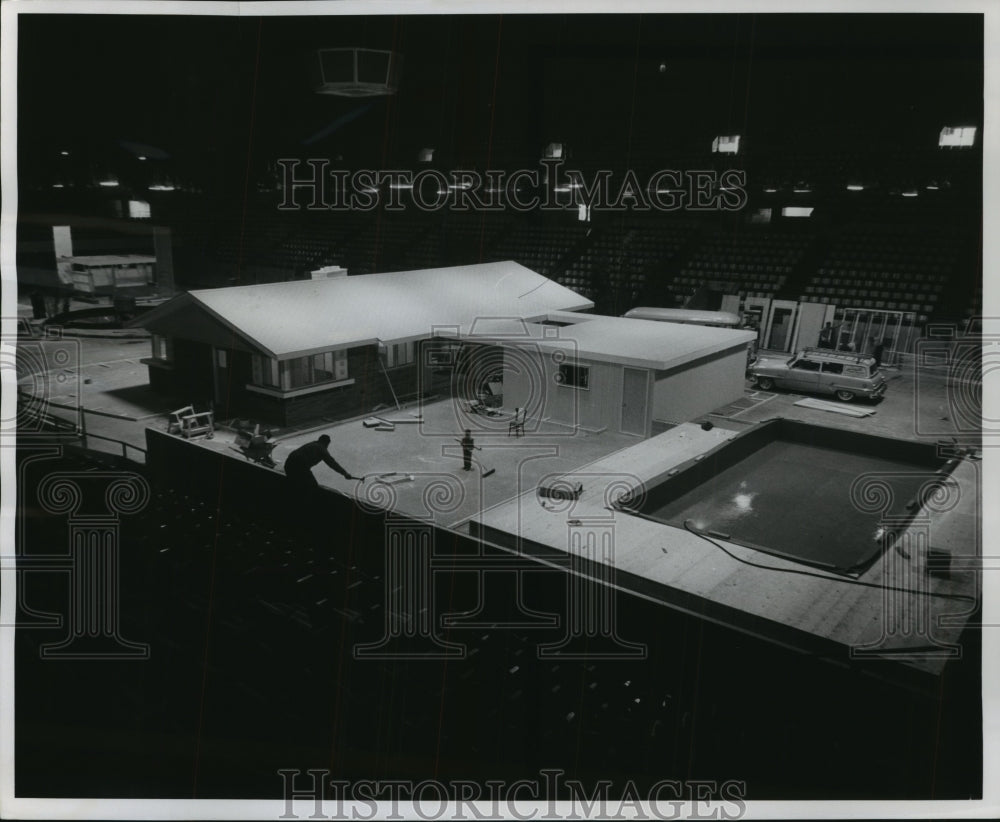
8,6 -> 988,812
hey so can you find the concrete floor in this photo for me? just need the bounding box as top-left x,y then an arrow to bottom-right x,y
255,400 -> 643,529
23,335 -> 985,515
704,353 -> 982,447
19,335 -> 177,419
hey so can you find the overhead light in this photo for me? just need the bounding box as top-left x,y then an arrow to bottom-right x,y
763,186 -> 778,193
793,187 -> 811,194
939,126 -> 976,148
137,155 -> 147,161
148,183 -> 176,191
98,179 -> 119,187
926,181 -> 940,191
901,190 -> 918,198
52,183 -> 65,189
60,150 -> 69,156
846,183 -> 864,191
712,135 -> 741,154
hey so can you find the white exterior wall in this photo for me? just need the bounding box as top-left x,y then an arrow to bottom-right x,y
505,343 -> 750,435
651,346 -> 748,425
503,351 -> 637,433
550,359 -> 624,432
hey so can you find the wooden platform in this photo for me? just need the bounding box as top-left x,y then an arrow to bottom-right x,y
471,423 -> 980,692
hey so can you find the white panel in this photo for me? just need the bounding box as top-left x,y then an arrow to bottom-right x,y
52,226 -> 73,259
652,349 -> 747,426
792,301 -> 830,351
536,356 -> 621,431
763,300 -> 799,352
720,294 -> 742,316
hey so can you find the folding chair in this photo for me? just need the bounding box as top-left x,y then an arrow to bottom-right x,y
508,407 -> 526,437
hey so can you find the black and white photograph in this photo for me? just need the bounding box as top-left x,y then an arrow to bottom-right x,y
1,1 -> 995,818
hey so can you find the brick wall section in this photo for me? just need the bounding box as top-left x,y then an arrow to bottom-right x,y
147,339 -> 435,426
227,345 -> 422,426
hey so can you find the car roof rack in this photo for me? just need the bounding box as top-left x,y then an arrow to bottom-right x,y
799,347 -> 871,364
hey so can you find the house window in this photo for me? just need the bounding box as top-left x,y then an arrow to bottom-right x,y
151,334 -> 173,361
279,350 -> 349,389
558,363 -> 590,389
384,341 -> 415,368
251,354 -> 281,388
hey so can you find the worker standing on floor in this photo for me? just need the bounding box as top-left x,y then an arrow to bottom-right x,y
284,434 -> 355,490
457,429 -> 480,471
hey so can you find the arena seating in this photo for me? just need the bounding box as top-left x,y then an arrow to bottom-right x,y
558,221 -> 695,310
400,211 -> 514,270
484,221 -> 589,278
673,230 -> 813,304
801,225 -> 967,322
148,140 -> 980,328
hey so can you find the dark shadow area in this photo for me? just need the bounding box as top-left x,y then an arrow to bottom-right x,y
13,434 -> 982,800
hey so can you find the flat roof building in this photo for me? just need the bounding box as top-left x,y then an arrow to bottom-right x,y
134,262 -> 754,433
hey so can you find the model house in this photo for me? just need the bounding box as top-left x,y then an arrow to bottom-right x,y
134,261 -> 757,432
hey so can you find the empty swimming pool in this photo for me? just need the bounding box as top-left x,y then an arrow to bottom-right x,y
616,419 -> 958,574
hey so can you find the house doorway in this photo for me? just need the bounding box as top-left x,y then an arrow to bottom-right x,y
621,367 -> 648,435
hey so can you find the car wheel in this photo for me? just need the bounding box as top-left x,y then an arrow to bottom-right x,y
835,389 -> 856,402
756,377 -> 774,391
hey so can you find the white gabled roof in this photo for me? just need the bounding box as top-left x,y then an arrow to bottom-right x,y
137,261 -> 593,359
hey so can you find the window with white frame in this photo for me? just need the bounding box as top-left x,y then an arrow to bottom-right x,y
251,354 -> 281,388
383,341 -> 415,368
252,351 -> 348,391
283,351 -> 348,389
151,334 -> 173,361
